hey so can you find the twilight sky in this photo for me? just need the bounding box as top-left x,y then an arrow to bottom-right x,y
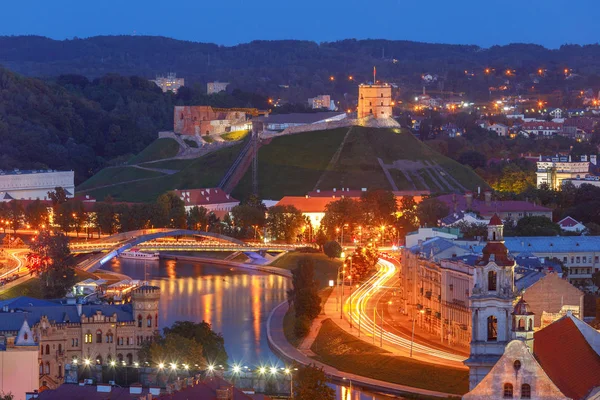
2,0 -> 598,48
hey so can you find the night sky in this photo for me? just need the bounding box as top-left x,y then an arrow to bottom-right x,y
2,0 -> 598,48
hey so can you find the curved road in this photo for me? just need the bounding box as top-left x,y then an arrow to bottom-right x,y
344,259 -> 466,364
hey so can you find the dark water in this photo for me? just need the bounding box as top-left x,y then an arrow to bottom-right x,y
104,257 -> 397,400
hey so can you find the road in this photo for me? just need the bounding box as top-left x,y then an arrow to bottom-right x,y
343,258 -> 466,366
0,248 -> 33,294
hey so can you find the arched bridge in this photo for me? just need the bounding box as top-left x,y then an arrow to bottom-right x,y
72,228 -> 301,272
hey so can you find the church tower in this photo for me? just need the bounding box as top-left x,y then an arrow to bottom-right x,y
464,214 -> 516,390
132,285 -> 161,342
511,297 -> 535,352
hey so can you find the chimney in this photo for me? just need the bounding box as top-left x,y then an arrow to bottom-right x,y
465,191 -> 473,209
539,154 -> 542,161
569,155 -> 572,162
591,155 -> 597,165
484,190 -> 492,207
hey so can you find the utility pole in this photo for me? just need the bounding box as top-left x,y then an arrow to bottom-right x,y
252,129 -> 259,195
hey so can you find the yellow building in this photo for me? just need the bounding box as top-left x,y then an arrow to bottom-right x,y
357,84 -> 392,119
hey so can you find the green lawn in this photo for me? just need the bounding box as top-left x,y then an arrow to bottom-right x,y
139,159 -> 195,170
311,319 -> 468,397
233,128 -> 349,199
270,252 -> 342,289
221,130 -> 250,141
128,138 -> 180,164
77,167 -> 165,192
81,143 -> 244,202
0,269 -> 101,300
389,169 -> 413,190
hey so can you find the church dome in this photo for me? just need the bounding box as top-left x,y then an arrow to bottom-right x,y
513,298 -> 533,315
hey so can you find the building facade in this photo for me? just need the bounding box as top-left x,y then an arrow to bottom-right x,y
308,95 -> 333,110
151,73 -> 184,94
206,82 -> 229,95
173,106 -> 250,136
464,216 -> 516,390
0,170 -> 75,202
0,321 -> 39,400
0,286 -> 160,390
357,84 -> 392,119
536,155 -> 597,189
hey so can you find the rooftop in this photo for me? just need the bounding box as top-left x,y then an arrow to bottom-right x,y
255,112 -> 346,125
436,194 -> 552,215
174,188 -> 239,206
505,236 -> 600,253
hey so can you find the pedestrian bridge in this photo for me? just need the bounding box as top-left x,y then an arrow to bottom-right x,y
72,228 -> 300,272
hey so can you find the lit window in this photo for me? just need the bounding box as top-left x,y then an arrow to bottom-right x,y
503,383 -> 513,398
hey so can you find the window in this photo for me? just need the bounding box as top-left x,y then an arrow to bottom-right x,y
45,344 -> 50,355
96,330 -> 102,344
127,353 -> 133,365
24,332 -> 28,340
106,333 -> 113,343
503,383 -> 513,398
380,102 -> 384,106
595,256 -> 599,263
58,365 -> 62,378
381,93 -> 383,97
126,337 -> 130,346
563,257 -> 567,263
96,356 -> 102,365
488,270 -> 497,292
576,256 -> 580,263
147,315 -> 152,328
117,354 -> 123,363
369,109 -> 373,114
138,315 -> 142,328
521,384 -> 531,399
487,315 -> 498,341
155,313 -> 158,327
513,360 -> 521,371
571,257 -> 574,264
528,319 -> 533,331
583,256 -> 587,263
45,362 -> 50,375
58,344 -> 62,353
85,333 -> 92,344
369,102 -> 372,106
39,362 -> 43,375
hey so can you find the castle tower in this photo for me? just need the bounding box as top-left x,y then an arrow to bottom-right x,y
511,297 -> 535,352
357,83 -> 392,119
464,214 -> 516,390
132,285 -> 161,341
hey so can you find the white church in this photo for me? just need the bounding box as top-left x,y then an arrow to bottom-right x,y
463,216 -> 600,400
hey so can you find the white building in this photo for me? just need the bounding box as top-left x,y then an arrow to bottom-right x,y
488,123 -> 509,137
174,188 -> 239,213
0,170 -> 74,201
536,154 -> 596,189
557,216 -> 586,233
405,227 -> 460,248
151,73 -> 184,94
308,95 -> 335,110
207,82 -> 229,95
0,321 -> 39,400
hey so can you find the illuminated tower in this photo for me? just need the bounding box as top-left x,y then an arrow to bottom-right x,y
357,83 -> 392,119
132,285 -> 161,342
464,215 -> 516,390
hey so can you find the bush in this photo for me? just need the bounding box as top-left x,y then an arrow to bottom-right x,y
294,315 -> 312,338
323,241 -> 342,259
295,246 -> 320,253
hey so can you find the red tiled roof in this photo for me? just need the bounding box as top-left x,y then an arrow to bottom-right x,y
558,216 -> 582,227
534,316 -> 600,400
479,241 -> 514,267
174,188 -> 239,206
489,214 -> 502,225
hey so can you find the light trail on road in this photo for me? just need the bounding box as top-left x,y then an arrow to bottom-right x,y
0,249 -> 27,279
344,258 -> 466,363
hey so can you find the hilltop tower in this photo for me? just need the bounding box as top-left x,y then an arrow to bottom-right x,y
132,285 -> 161,340
465,214 -> 516,390
357,83 -> 392,119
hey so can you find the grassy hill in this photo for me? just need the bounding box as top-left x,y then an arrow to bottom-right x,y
127,138 -> 180,164
234,126 -> 488,199
77,126 -> 488,202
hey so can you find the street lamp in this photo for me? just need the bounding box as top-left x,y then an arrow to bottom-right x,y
343,377 -> 353,396
284,368 -> 294,398
410,309 -> 426,357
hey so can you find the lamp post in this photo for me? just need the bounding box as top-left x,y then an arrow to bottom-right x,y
410,309 -> 426,357
343,377 -> 353,397
284,368 -> 295,398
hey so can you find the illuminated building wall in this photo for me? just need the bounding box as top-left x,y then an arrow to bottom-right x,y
357,84 -> 392,119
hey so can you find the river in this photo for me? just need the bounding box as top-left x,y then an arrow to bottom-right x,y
103,256 -> 398,400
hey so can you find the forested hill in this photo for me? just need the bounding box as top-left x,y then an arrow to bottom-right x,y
3,36 -> 600,101
0,67 -> 270,184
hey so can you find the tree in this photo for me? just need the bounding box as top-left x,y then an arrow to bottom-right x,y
585,222 -> 600,236
314,229 -> 327,250
592,270 -> 600,288
27,231 -> 75,298
93,202 -> 116,235
458,150 -> 487,169
287,258 -> 321,337
186,206 -> 209,231
323,241 -> 342,259
512,216 -> 560,237
416,198 -> 449,227
360,189 -> 397,227
25,200 -> 49,229
397,196 -> 419,233
0,393 -> 14,400
157,192 -> 186,229
349,246 -> 379,282
48,187 -> 68,210
454,221 -> 487,240
293,364 -> 335,400
139,333 -> 206,369
320,198 -> 362,240
231,204 -> 266,237
163,321 -> 228,366
6,201 -> 23,233
266,205 -> 304,243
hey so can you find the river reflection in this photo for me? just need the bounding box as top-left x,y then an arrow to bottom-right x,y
104,257 -> 399,400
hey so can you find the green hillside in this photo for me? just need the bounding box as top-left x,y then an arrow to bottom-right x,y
127,138 -> 180,164
234,126 -> 488,199
77,126 -> 488,202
